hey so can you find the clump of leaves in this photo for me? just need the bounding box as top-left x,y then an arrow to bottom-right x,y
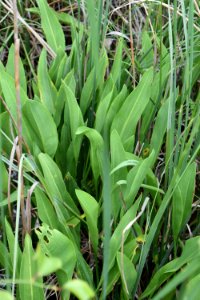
0,1 -> 200,300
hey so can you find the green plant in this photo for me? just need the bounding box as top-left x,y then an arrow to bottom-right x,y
0,1 -> 200,299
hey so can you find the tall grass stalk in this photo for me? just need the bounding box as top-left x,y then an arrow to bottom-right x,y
0,68 -> 10,294
102,145 -> 112,300
180,0 -> 194,153
165,0 -> 175,186
12,154 -> 25,297
13,0 -> 26,235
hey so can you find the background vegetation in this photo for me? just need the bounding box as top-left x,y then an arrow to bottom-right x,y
0,0 -> 200,299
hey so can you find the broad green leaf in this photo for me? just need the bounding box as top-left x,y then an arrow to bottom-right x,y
95,90 -> 113,133
35,246 -> 62,277
117,252 -> 137,296
80,50 -> 108,115
179,273 -> 200,300
54,70 -> 75,127
49,48 -> 66,82
140,31 -> 154,69
75,189 -> 99,254
38,153 -> 79,218
0,112 -> 13,154
99,76 -> 115,100
63,83 -> 84,164
5,219 -> 22,276
110,38 -> 124,87
36,0 -> 65,52
140,63 -> 170,140
36,224 -> 76,282
35,188 -> 62,230
111,68 -> 153,150
37,50 -> 57,115
19,234 -> 44,300
22,100 -> 58,157
104,85 -> 128,133
0,62 -> 27,121
55,53 -> 69,88
141,237 -> 200,299
0,241 -> 12,272
110,130 -> 128,217
0,291 -> 14,300
6,44 -> 27,92
110,160 -> 138,175
124,150 -> 155,207
86,0 -> 99,68
64,279 -> 95,300
150,97 -> 170,164
55,11 -> 81,28
0,161 -> 8,194
55,122 -> 71,174
172,162 -> 196,240
76,126 -> 104,183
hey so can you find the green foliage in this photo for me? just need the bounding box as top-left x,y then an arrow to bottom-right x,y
36,0 -> 65,53
19,235 -> 44,300
0,1 -> 199,299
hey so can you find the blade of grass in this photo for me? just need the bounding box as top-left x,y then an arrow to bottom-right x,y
12,153 -> 25,297
165,0 -> 175,185
102,143 -> 112,300
13,0 -> 26,235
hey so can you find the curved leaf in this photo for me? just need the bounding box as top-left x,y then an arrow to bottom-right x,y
64,279 -> 95,300
75,189 -> 99,254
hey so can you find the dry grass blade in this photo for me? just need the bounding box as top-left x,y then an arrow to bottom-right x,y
12,0 -> 26,237
0,0 -> 56,58
7,136 -> 18,226
26,181 -> 39,234
110,0 -> 200,32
